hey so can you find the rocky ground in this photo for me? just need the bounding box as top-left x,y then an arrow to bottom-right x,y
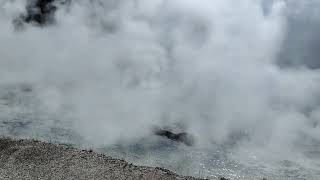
0,137 -> 205,180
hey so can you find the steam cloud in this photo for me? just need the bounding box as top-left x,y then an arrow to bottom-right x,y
1,0 -> 320,174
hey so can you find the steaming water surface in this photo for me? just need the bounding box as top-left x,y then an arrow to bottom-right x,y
1,85 -> 320,179
1,0 -> 320,179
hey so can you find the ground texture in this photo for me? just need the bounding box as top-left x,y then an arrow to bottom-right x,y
0,137 -> 204,180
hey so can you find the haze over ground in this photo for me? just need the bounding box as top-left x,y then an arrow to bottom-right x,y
0,0 -> 320,179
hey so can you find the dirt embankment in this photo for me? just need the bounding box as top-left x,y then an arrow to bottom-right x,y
0,137 -> 205,180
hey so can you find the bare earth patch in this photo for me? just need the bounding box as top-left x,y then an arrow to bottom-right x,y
0,137 -> 204,180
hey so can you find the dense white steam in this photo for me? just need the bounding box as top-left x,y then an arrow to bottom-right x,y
1,0 -> 320,173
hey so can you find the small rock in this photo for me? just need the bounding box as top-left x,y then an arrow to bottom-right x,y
154,128 -> 195,146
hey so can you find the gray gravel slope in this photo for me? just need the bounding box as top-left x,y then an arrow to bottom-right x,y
0,137 -> 204,180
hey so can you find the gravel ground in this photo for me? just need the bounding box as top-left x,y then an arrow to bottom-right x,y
0,137 -> 204,180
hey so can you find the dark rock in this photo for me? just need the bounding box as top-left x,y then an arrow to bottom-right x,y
154,128 -> 195,146
219,177 -> 230,180
14,0 -> 70,27
24,0 -> 57,25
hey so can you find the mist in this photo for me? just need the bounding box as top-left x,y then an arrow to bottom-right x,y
1,0 -> 320,178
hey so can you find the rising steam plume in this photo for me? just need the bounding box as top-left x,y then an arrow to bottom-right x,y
0,0 -> 320,178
